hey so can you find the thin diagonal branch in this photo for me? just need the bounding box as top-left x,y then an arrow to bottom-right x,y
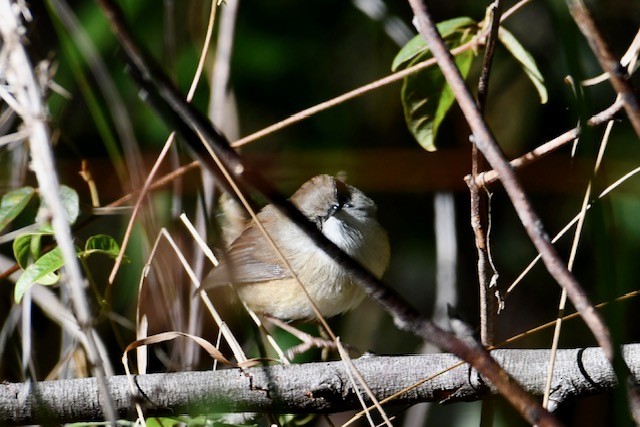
468,98 -> 624,187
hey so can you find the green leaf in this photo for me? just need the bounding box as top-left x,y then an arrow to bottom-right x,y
38,223 -> 54,234
401,32 -> 475,151
392,17 -> 476,71
36,185 -> 80,225
13,234 -> 34,270
60,185 -> 80,224
0,187 -> 35,232
12,231 -> 54,269
498,27 -> 548,104
79,234 -> 123,259
33,271 -> 60,286
14,247 -> 65,303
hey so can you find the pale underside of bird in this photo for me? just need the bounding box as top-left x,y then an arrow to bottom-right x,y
204,174 -> 390,321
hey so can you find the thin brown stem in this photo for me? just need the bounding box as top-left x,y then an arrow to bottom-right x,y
231,43 -> 474,148
474,0 -> 502,349
476,1 -> 502,115
474,5 -> 502,426
230,0 -> 529,150
468,98 -> 624,187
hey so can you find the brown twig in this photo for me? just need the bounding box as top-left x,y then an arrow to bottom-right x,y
109,160 -> 201,208
568,0 -> 640,138
18,87 -> 615,268
230,0 -> 531,150
474,0 -> 502,349
474,4 -> 503,427
409,0 -> 621,422
476,1 -> 502,114
230,42 -> 475,148
468,98 -> 624,187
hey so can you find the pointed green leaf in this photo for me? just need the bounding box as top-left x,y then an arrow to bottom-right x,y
60,185 -> 80,224
0,187 -> 35,232
12,231 -> 54,269
401,32 -> 475,151
13,234 -> 34,270
498,27 -> 548,104
14,247 -> 65,303
392,17 -> 476,71
80,234 -> 123,259
34,271 -> 60,286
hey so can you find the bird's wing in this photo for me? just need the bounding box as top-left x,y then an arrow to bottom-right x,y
204,222 -> 291,288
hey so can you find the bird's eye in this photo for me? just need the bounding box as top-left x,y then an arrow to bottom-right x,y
331,203 -> 340,211
343,202 -> 354,208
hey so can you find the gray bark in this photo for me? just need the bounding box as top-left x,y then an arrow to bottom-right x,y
1,344 -> 639,425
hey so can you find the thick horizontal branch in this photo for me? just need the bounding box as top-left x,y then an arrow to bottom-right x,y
2,344 -> 639,425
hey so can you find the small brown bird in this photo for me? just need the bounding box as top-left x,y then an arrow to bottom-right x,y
204,174 -> 390,321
